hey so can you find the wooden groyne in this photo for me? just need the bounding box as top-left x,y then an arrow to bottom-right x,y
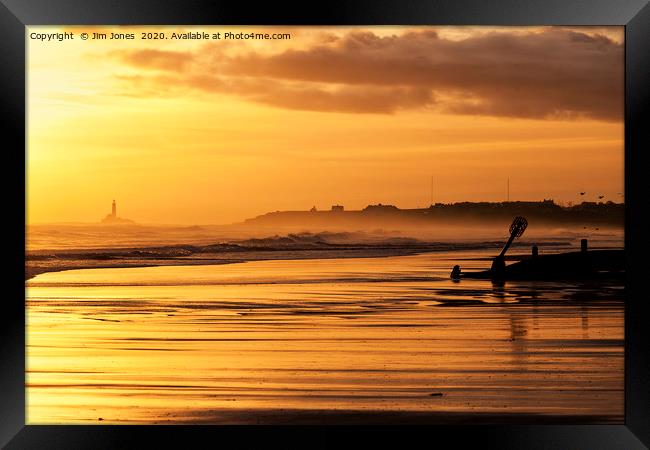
462,248 -> 624,281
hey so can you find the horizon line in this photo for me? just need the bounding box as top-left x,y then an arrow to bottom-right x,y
27,199 -> 625,227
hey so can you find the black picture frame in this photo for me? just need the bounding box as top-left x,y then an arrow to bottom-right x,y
2,1 -> 648,448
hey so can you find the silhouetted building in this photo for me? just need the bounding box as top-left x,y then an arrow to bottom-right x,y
363,203 -> 399,212
101,199 -> 135,225
331,205 -> 344,212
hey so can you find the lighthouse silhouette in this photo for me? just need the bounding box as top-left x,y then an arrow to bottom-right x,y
101,199 -> 133,224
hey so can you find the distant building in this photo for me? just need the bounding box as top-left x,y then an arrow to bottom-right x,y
363,203 -> 399,212
310,206 -> 317,212
331,205 -> 344,212
101,199 -> 135,224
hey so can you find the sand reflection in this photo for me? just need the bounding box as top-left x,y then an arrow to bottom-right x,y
26,251 -> 624,424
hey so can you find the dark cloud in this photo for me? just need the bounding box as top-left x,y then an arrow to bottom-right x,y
111,28 -> 623,121
250,84 -> 435,114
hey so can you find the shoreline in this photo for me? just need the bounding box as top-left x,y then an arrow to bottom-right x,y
25,242 -> 624,282
25,248 -> 433,281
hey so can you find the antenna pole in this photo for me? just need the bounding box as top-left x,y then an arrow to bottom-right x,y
507,178 -> 510,202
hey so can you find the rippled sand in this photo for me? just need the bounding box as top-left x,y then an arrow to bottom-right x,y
26,250 -> 624,424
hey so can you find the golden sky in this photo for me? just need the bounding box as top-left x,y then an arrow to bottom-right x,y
27,26 -> 624,225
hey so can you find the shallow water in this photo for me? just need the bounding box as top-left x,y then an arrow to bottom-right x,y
26,249 -> 624,424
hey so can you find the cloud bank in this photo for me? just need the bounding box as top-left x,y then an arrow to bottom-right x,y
111,28 -> 623,121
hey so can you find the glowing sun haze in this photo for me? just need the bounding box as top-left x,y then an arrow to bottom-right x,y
27,26 -> 624,225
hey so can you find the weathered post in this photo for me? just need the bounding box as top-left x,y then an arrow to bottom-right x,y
532,245 -> 538,257
581,239 -> 588,253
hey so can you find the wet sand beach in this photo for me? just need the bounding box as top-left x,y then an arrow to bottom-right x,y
26,249 -> 624,424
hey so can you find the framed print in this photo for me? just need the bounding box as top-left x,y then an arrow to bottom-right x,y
2,0 -> 649,448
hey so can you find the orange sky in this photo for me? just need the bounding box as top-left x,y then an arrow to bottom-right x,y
27,26 -> 624,225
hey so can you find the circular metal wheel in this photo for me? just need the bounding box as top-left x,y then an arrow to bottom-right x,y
509,216 -> 528,238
